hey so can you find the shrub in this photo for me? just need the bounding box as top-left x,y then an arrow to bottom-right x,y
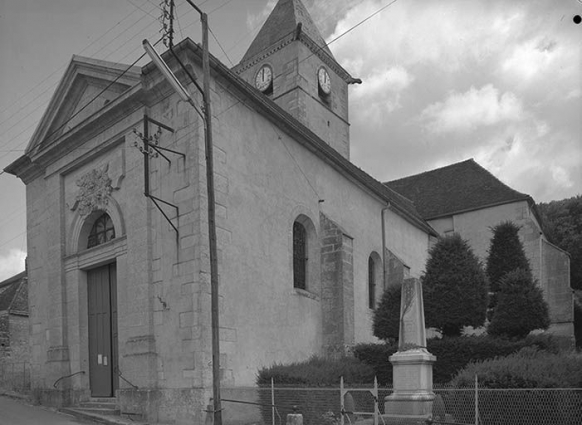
451,347 -> 582,388
447,348 -> 582,424
352,342 -> 398,385
488,269 -> 550,338
352,334 -> 563,385
256,356 -> 374,387
372,282 -> 402,341
422,234 -> 488,337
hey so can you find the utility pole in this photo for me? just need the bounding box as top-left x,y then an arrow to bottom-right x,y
144,2 -> 222,424
197,7 -> 223,425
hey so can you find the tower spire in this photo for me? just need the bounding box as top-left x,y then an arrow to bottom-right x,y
241,0 -> 333,64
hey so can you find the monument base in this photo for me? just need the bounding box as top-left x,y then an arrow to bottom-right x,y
384,349 -> 436,418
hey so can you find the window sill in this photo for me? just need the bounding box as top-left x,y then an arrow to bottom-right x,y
292,288 -> 319,301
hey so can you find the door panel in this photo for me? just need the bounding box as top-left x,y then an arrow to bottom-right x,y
87,264 -> 117,397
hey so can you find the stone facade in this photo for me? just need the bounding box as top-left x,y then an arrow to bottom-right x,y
4,2 -> 437,422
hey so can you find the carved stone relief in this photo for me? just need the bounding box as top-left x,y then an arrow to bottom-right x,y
70,165 -> 113,216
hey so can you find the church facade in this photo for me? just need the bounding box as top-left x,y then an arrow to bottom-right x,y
5,1 -> 436,422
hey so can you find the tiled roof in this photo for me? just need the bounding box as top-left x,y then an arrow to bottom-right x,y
0,271 -> 27,313
385,159 -> 532,219
240,0 -> 333,63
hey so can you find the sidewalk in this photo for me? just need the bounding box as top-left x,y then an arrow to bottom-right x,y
0,388 -> 154,425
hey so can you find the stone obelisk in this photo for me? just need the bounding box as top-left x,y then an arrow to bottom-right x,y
384,278 -> 436,420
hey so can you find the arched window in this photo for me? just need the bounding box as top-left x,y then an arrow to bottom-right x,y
87,213 -> 116,249
368,255 -> 376,309
293,221 -> 307,290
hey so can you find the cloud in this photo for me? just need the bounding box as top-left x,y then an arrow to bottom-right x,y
474,121 -> 581,202
501,36 -> 560,81
330,0 -> 528,74
0,249 -> 26,282
420,85 -> 524,134
351,66 -> 414,124
246,0 -> 277,31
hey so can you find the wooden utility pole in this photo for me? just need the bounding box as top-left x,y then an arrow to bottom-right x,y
144,2 -> 222,423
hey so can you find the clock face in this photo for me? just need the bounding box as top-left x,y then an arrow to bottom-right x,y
318,67 -> 331,95
255,65 -> 273,92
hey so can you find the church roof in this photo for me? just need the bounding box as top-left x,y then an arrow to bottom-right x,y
385,159 -> 533,220
241,0 -> 333,63
0,271 -> 27,314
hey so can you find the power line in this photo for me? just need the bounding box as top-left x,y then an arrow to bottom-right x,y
209,26 -> 234,66
0,0 -> 228,162
0,2 -> 163,159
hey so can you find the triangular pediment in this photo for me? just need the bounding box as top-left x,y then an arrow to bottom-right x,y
27,55 -> 141,154
241,0 -> 333,63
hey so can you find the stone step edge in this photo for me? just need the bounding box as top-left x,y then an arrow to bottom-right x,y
59,407 -> 149,425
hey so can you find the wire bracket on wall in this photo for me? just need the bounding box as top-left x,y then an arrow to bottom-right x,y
133,114 -> 185,238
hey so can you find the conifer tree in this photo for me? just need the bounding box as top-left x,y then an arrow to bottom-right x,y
488,269 -> 550,338
372,282 -> 402,341
422,234 -> 488,337
486,221 -> 532,294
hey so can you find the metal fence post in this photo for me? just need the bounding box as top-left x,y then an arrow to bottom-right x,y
373,377 -> 378,425
474,374 -> 478,425
340,376 -> 344,425
271,377 -> 275,425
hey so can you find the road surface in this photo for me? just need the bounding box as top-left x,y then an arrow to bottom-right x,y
0,396 -> 93,425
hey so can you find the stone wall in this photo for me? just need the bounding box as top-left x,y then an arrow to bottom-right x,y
320,213 -> 354,357
541,240 -> 574,338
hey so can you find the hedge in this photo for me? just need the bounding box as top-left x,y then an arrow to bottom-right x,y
446,348 -> 582,424
352,333 -> 563,385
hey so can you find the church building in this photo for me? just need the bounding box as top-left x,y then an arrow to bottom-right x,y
5,0 -> 437,422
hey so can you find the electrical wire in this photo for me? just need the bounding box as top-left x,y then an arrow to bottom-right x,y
0,0 -> 227,161
0,2 -> 163,160
209,26 -> 234,67
0,0 -> 401,249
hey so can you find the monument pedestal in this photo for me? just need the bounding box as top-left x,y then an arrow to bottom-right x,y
384,349 -> 436,418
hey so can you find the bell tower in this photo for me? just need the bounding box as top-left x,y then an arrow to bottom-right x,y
233,0 -> 361,159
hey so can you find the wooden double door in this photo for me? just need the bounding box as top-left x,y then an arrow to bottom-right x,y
87,263 -> 119,397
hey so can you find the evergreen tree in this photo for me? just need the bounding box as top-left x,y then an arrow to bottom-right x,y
488,269 -> 550,338
486,221 -> 532,294
422,234 -> 489,337
372,282 -> 402,341
486,221 -> 533,321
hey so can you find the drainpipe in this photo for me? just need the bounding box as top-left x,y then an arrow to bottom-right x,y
381,205 -> 390,287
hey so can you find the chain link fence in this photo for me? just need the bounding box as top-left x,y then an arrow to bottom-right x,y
221,381 -> 582,425
0,361 -> 31,394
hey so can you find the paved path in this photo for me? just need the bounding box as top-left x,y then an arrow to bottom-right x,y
0,396 -> 94,425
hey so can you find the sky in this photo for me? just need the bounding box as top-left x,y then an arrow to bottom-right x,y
0,0 -> 580,281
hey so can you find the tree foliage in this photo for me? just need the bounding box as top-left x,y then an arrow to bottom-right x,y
422,234 -> 489,337
538,195 -> 582,290
488,269 -> 550,338
372,282 -> 401,341
486,221 -> 532,294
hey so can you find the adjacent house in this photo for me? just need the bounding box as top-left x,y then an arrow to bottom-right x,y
386,159 -> 573,339
0,271 -> 30,392
4,0 -> 436,422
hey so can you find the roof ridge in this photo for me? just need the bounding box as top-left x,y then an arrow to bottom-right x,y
385,158 -> 475,184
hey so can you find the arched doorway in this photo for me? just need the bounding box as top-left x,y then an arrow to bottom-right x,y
84,212 -> 119,397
